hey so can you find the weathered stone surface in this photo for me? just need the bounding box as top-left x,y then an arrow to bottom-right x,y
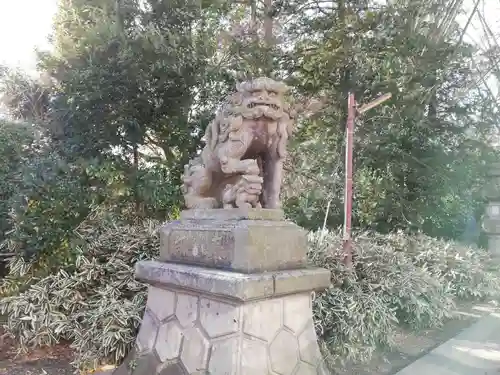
484,166 -> 500,255
270,329 -> 299,375
175,293 -> 198,328
208,336 -> 240,375
130,353 -> 160,375
274,268 -> 331,295
114,289 -> 328,375
182,78 -> 293,210
135,260 -> 329,302
242,298 -> 282,342
199,298 -> 240,338
485,177 -> 500,199
165,225 -> 235,269
159,219 -> 308,273
487,235 -> 500,255
147,286 -> 175,322
293,362 -> 318,375
158,362 -> 187,375
240,338 -> 269,375
113,187 -> 332,375
298,321 -> 323,366
180,208 -> 285,221
179,327 -> 210,374
233,220 -> 307,273
155,319 -> 183,362
136,261 -> 274,301
483,218 -> 500,234
487,163 -> 500,177
283,293 -> 311,334
136,310 -> 158,353
486,201 -> 500,218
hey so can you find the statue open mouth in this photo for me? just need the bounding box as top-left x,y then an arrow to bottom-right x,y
247,102 -> 280,111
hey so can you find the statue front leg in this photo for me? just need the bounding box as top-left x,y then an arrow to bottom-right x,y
262,155 -> 284,209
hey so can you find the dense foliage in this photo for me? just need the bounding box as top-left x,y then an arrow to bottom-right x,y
1,212 -> 158,371
0,0 -> 497,248
309,230 -> 500,367
282,1 -> 499,236
0,120 -> 37,247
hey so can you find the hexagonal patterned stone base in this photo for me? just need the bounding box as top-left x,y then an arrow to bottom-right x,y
114,286 -> 328,375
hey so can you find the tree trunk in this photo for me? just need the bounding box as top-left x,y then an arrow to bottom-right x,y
263,0 -> 274,76
338,0 -> 352,133
250,0 -> 257,38
133,144 -> 142,216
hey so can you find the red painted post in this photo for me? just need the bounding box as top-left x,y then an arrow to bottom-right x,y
341,92 -> 391,267
343,92 -> 356,267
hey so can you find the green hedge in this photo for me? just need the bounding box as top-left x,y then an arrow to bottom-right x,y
308,230 -> 500,367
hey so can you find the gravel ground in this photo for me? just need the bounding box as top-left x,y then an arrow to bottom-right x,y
0,359 -> 73,375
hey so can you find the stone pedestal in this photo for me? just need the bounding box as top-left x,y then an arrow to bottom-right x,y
114,209 -> 331,375
484,164 -> 500,257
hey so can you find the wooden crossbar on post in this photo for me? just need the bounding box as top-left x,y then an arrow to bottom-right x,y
357,93 -> 392,114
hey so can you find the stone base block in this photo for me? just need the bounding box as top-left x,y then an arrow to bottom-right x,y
113,260 -> 330,375
135,260 -> 331,302
483,217 -> 500,234
115,288 -> 328,375
180,208 -> 285,221
487,235 -> 500,257
159,209 -> 308,273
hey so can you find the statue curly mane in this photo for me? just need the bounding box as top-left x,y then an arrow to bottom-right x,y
203,92 -> 243,151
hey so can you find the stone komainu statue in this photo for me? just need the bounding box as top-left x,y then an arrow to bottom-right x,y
182,77 -> 295,209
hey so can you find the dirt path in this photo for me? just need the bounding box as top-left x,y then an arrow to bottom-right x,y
0,329 -> 74,375
0,359 -> 73,375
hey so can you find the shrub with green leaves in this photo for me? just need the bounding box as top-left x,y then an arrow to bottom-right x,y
0,120 -> 39,246
400,234 -> 500,300
308,230 -> 500,368
0,212 -> 159,371
0,150 -> 110,297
